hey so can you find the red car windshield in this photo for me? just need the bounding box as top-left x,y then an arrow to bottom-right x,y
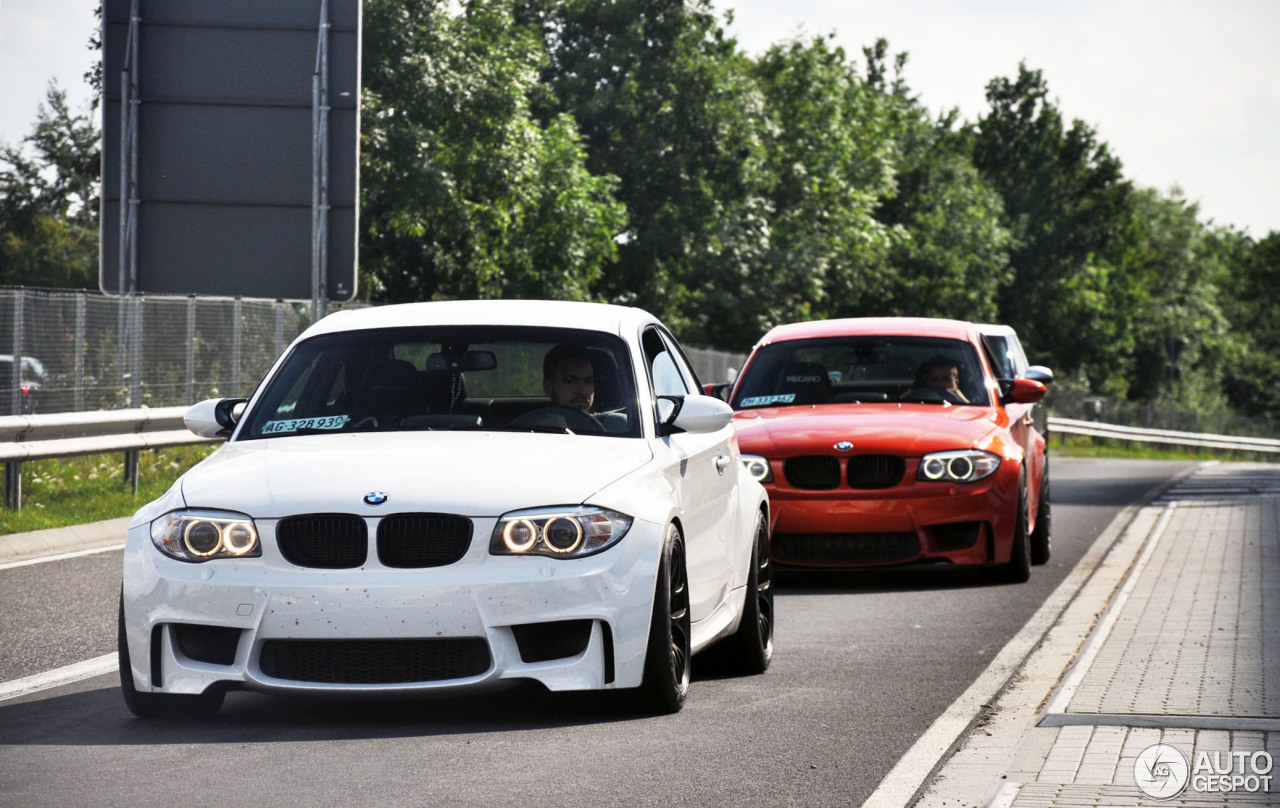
732,336 -> 990,408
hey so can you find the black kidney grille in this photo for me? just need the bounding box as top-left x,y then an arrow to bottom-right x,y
784,456 -> 842,489
259,638 -> 492,684
847,455 -> 907,489
276,514 -> 367,569
377,513 -> 473,568
773,532 -> 921,565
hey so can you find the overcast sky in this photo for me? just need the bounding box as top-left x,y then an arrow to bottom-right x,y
3,0 -> 1278,237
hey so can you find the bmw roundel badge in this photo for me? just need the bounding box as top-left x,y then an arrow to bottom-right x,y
363,491 -> 389,506
834,441 -> 854,452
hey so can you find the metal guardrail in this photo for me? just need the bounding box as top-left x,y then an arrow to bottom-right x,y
1048,417 -> 1280,454
0,407 -> 217,510
3,409 -> 1274,511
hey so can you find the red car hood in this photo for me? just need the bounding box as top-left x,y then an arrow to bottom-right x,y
731,403 -> 1003,456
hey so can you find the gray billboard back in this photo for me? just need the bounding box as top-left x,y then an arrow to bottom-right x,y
100,0 -> 360,301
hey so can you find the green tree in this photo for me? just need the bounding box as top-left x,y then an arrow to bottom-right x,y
0,83 -> 101,288
747,36 -> 896,332
864,43 -> 1011,321
518,0 -> 772,343
360,0 -> 626,303
1116,188 -> 1234,407
1220,231 -> 1280,418
972,65 -> 1134,384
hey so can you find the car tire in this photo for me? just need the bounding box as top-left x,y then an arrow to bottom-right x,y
636,523 -> 692,714
721,512 -> 774,675
1030,461 -> 1052,566
987,475 -> 1031,584
118,594 -> 225,720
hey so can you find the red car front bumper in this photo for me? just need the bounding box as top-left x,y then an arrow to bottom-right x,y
764,459 -> 1021,568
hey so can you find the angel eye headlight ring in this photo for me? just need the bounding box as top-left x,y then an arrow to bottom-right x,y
491,507 -> 632,559
741,455 -> 773,483
151,510 -> 261,562
916,450 -> 1000,484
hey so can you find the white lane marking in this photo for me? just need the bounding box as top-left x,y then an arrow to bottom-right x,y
0,653 -> 118,703
1040,503 -> 1176,716
860,500 -> 1162,808
0,543 -> 125,571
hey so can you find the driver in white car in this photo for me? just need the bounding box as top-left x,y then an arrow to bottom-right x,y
544,342 -> 596,413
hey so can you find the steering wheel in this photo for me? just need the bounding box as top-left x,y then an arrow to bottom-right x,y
901,386 -> 964,405
511,405 -> 603,433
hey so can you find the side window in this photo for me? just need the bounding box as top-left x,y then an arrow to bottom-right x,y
642,327 -> 690,397
982,336 -> 1016,380
1007,336 -> 1030,377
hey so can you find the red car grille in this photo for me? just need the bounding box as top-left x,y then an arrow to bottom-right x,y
784,455 -> 906,490
773,532 -> 921,565
784,456 -> 842,489
259,638 -> 492,684
276,514 -> 367,568
846,455 -> 906,489
377,513 -> 473,568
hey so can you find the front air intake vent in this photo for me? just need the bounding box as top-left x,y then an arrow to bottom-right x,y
259,638 -> 492,684
847,455 -> 906,489
377,513 -> 473,568
276,514 -> 367,568
773,532 -> 921,565
784,456 -> 842,490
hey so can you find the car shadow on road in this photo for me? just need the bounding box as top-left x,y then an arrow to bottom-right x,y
0,678 -> 693,746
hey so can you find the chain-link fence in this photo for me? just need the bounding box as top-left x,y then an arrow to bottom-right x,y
0,286 -> 746,415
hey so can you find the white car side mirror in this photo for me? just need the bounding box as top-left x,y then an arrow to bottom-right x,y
659,394 -> 734,435
185,398 -> 247,440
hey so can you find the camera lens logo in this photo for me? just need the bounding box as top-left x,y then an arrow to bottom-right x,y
1134,744 -> 1190,799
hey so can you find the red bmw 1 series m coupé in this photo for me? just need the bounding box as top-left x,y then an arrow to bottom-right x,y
723,317 -> 1051,582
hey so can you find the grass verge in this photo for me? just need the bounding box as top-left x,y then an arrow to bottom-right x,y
1050,433 -> 1277,463
0,445 -> 217,536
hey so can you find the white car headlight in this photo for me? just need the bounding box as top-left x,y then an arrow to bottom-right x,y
917,450 -> 1001,483
741,454 -> 773,483
151,510 -> 261,562
490,506 -> 632,559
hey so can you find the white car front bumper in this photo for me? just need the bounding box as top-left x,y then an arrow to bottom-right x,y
121,515 -> 663,698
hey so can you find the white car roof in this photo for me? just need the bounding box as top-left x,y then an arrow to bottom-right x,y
299,299 -> 659,340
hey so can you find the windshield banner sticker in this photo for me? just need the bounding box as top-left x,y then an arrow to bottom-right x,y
740,394 -> 796,408
262,415 -> 350,434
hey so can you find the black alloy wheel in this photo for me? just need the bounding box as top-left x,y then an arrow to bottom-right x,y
987,472 -> 1031,584
1030,460 -> 1052,565
637,523 -> 692,714
723,512 -> 774,674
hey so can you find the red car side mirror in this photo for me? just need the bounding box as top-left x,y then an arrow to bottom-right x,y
1004,378 -> 1047,405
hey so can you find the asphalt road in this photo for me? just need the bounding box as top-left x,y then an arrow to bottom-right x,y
0,457 -> 1195,808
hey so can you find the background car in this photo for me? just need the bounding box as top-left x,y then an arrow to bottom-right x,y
119,300 -> 772,718
0,354 -> 48,415
725,317 -> 1050,582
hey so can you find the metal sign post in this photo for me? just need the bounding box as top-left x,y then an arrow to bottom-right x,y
311,0 -> 331,323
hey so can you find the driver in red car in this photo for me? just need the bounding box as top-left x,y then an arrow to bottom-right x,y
914,356 -> 970,403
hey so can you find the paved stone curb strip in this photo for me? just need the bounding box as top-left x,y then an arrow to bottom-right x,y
0,517 -> 129,563
918,463 -> 1280,807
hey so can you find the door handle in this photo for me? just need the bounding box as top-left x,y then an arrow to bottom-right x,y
714,455 -> 733,475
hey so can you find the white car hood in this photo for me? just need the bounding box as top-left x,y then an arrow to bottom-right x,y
179,431 -> 654,518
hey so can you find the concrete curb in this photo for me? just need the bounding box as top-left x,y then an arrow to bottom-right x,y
0,517 -> 129,563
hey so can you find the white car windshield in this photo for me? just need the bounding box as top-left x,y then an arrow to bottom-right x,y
732,336 -> 991,408
239,325 -> 640,438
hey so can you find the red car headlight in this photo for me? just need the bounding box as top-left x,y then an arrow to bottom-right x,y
917,450 -> 1000,483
